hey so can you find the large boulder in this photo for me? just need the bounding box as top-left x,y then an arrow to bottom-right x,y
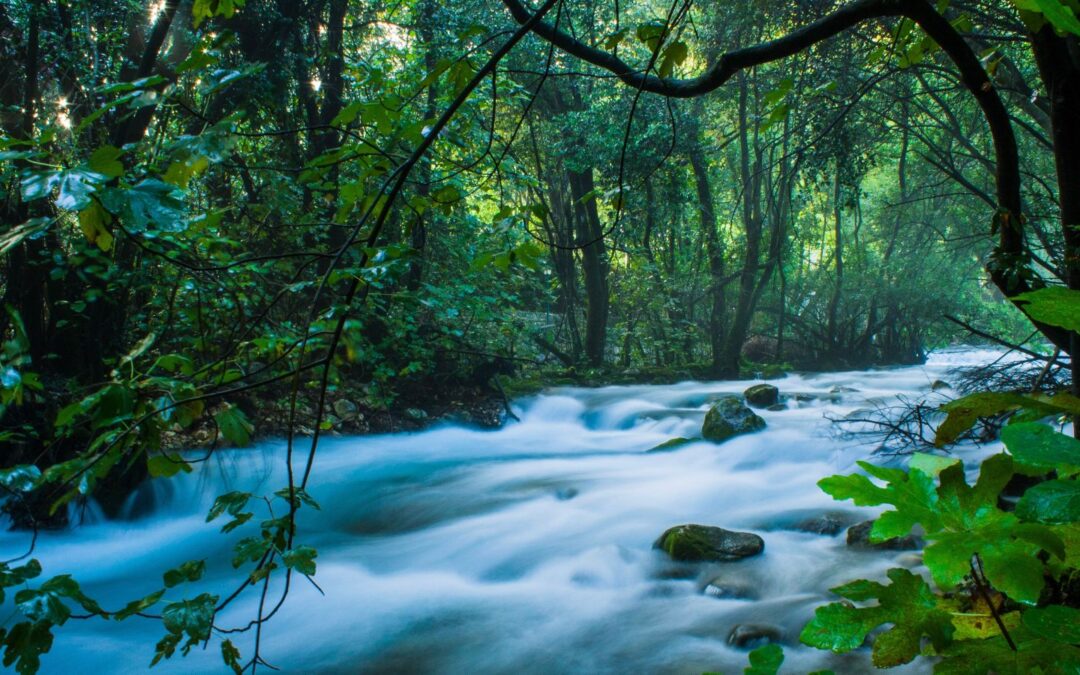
743,384 -> 779,408
654,524 -> 764,562
702,396 -> 766,442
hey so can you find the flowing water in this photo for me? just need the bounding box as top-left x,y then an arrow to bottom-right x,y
2,349 -> 1015,674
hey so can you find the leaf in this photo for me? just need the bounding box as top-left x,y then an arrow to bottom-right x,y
800,568 -> 954,667
1,621 -> 54,675
744,643 -> 783,674
658,40 -> 688,78
78,200 -> 114,252
221,639 -> 243,674
1002,422 -> 1080,473
1016,479 -> 1080,524
1032,0 -> 1080,36
282,546 -> 317,576
163,560 -> 205,588
113,589 -> 165,620
21,169 -> 107,211
214,405 -> 253,446
160,593 -> 218,656
207,491 -> 252,522
635,21 -> 666,52
98,179 -> 186,233
1022,605 -> 1080,643
88,145 -> 124,179
147,454 -> 192,479
935,392 -> 1033,446
1012,287 -> 1080,333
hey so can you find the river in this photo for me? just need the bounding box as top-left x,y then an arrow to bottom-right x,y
1,349 -> 1012,673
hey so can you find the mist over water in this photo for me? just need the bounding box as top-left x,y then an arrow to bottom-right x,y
2,349 -> 1015,673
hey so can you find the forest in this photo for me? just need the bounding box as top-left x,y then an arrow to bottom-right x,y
1,0 -> 1080,672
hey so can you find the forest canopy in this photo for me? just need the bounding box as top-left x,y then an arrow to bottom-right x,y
1,0 -> 1080,671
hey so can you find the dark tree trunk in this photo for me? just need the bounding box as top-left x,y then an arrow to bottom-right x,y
568,169 -> 609,366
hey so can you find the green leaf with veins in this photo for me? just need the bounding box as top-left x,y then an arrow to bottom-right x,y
1016,480 -> 1080,524
1002,422 -> 1080,474
800,568 -> 954,667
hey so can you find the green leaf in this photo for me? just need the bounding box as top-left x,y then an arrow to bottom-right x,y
1016,479 -> 1080,524
935,392 -> 1032,446
221,639 -> 243,674
1023,605 -> 1080,643
163,560 -> 205,588
658,40 -> 688,78
800,568 -> 954,667
635,21 -> 666,52
1003,422 -> 1080,473
147,454 -> 192,479
98,179 -> 186,232
114,589 -> 165,620
161,593 -> 218,656
1032,0 -> 1080,36
1,621 -> 54,675
21,169 -> 107,211
207,491 -> 253,522
214,405 -> 253,446
1012,287 -> 1080,333
88,145 -> 124,179
282,546 -> 317,576
744,643 -> 783,674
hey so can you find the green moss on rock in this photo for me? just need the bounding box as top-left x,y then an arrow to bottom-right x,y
702,396 -> 766,442
654,524 -> 764,562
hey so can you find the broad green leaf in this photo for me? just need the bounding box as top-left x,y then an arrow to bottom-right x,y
1012,287 -> 1080,333
1032,0 -> 1080,35
800,568 -> 953,667
282,546 -> 317,576
214,405 -> 253,446
88,145 -> 123,179
744,643 -> 783,674
1002,422 -> 1080,473
160,593 -> 218,656
935,392 -> 1031,446
98,179 -> 186,232
1016,479 -> 1080,524
147,454 -> 192,479
1022,604 -> 1080,643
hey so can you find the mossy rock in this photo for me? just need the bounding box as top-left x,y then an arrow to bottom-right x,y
654,524 -> 764,562
743,383 -> 779,408
646,437 -> 694,453
702,396 -> 766,442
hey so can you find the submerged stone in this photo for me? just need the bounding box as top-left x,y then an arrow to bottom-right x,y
654,524 -> 764,562
727,624 -> 782,649
647,437 -> 694,453
846,519 -> 921,550
743,383 -> 779,408
702,397 -> 766,442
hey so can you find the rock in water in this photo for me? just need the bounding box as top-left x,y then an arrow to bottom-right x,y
727,624 -> 782,649
654,524 -> 764,562
743,384 -> 779,408
846,519 -> 921,550
702,396 -> 766,442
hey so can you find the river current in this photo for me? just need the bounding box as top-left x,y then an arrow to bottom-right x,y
2,349 -> 1015,673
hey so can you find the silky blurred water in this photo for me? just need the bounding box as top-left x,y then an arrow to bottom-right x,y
1,348 -> 1015,673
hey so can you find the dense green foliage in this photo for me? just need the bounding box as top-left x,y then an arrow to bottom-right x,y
795,289 -> 1080,673
0,0 -> 1078,670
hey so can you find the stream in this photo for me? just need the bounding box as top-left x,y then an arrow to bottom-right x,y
1,349 -> 1012,673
